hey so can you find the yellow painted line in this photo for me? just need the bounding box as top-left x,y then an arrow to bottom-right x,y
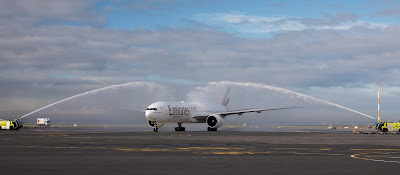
294,152 -> 340,155
351,149 -> 400,151
367,155 -> 400,158
358,157 -> 374,161
4,152 -> 81,154
45,134 -> 70,137
270,148 -> 332,151
351,153 -> 374,161
10,145 -> 179,152
195,151 -> 342,156
253,151 -> 273,154
196,151 -> 256,155
176,147 -> 249,150
114,148 -> 172,152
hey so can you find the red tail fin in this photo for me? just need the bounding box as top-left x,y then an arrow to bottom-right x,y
221,87 -> 231,106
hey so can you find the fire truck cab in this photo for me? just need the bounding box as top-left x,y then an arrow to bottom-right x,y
0,119 -> 23,130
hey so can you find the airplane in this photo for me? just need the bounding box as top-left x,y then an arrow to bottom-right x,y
145,88 -> 300,132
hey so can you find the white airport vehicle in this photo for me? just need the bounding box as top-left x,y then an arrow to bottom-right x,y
145,88 -> 299,132
37,118 -> 50,126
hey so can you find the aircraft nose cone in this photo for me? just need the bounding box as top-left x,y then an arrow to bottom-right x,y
145,110 -> 154,120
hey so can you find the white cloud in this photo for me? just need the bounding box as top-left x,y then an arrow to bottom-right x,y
2,2 -> 400,124
0,0 -> 105,26
195,12 -> 387,33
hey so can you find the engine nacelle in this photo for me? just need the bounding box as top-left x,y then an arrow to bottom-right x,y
206,115 -> 224,128
148,120 -> 164,128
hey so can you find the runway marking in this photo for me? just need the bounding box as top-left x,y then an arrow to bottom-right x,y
351,149 -> 400,151
8,145 -> 180,153
253,151 -> 274,154
197,151 -> 257,155
41,134 -> 70,137
194,151 -> 343,156
114,148 -> 172,152
7,145 -> 257,153
0,146 -> 333,153
291,152 -> 344,156
270,148 -> 332,151
2,152 -> 81,154
351,153 -> 400,164
176,147 -> 250,150
6,145 -> 400,164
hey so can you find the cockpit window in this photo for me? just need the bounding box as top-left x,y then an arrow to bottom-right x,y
146,108 -> 157,111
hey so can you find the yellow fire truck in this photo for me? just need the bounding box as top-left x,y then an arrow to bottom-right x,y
373,85 -> 400,132
375,121 -> 400,132
0,119 -> 23,130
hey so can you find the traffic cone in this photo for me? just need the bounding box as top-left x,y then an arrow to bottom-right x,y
353,128 -> 355,133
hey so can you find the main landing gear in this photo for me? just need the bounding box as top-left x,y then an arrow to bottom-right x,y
175,123 -> 185,131
153,127 -> 159,132
207,127 -> 217,131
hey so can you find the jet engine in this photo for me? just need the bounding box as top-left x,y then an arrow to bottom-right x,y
206,114 -> 224,128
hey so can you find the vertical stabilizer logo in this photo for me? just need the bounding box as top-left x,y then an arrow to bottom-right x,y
222,87 -> 231,112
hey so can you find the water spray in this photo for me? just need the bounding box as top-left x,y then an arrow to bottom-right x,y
18,82 -> 162,120
208,81 -> 376,120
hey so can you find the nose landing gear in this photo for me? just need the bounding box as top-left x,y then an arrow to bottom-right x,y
175,123 -> 185,131
149,120 -> 159,132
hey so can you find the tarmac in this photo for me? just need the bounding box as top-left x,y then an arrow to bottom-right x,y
2,127 -> 400,175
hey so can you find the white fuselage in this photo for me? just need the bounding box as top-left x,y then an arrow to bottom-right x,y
145,101 -> 227,123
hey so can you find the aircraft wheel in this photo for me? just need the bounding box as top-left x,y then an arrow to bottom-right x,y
175,127 -> 185,131
207,127 -> 217,131
153,128 -> 159,132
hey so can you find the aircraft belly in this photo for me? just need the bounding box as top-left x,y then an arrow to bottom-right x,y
171,116 -> 191,123
157,115 -> 191,123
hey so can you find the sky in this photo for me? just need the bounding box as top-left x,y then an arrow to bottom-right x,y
1,0 -> 400,126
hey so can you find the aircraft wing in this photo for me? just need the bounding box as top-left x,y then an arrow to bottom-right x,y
193,107 -> 301,121
216,107 -> 301,116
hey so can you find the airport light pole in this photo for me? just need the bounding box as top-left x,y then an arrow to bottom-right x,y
376,83 -> 383,121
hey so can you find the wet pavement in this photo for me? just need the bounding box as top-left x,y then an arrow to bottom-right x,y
1,129 -> 400,175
